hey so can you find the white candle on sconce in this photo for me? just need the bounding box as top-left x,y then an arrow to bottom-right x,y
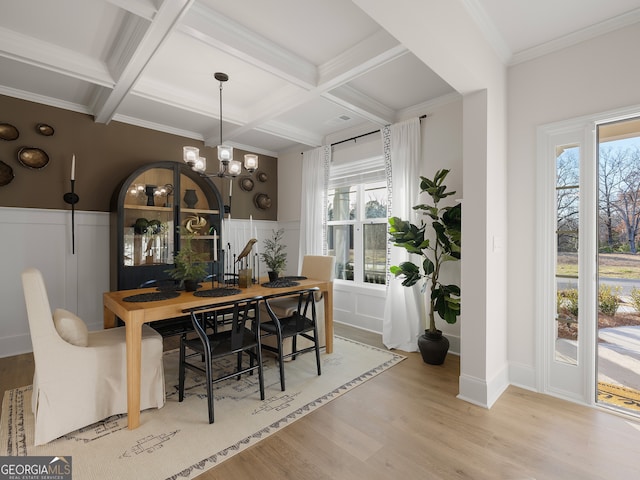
71,154 -> 76,181
229,178 -> 232,196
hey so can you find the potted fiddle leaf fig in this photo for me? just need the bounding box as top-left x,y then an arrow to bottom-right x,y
166,232 -> 208,291
388,169 -> 461,365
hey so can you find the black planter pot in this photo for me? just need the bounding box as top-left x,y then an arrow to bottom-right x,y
267,271 -> 279,282
417,330 -> 450,365
183,279 -> 199,292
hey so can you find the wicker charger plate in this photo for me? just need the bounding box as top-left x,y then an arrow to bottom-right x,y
123,291 -> 181,302
261,279 -> 300,288
194,288 -> 242,297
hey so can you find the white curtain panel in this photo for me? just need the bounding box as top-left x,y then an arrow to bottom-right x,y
299,146 -> 330,267
382,118 -> 423,351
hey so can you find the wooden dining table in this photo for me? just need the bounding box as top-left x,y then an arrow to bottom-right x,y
103,277 -> 333,429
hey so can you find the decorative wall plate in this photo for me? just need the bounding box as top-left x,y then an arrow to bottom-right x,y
18,147 -> 49,169
0,123 -> 19,141
239,177 -> 254,192
254,193 -> 272,210
257,172 -> 268,182
0,160 -> 14,186
36,123 -> 55,136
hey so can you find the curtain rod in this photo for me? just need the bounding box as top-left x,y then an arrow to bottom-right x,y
330,114 -> 427,147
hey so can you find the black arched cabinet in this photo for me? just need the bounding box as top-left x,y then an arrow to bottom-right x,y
111,161 -> 222,291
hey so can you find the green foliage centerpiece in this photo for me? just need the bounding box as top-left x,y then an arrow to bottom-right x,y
261,228 -> 287,281
166,232 -> 208,291
388,169 -> 461,364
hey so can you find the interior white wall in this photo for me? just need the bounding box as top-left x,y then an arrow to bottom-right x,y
277,97 -> 464,351
277,148 -> 303,275
507,22 -> 640,390
355,0 -> 509,407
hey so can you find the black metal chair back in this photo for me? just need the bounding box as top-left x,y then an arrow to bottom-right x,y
179,295 -> 264,423
261,287 -> 321,391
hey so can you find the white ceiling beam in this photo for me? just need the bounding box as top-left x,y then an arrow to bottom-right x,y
0,26 -> 112,86
179,3 -> 317,89
317,29 -> 407,90
220,30 -> 406,140
104,0 -> 158,21
324,85 -> 395,126
92,0 -> 195,124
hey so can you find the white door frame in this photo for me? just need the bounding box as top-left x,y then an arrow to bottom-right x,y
536,104 -> 640,405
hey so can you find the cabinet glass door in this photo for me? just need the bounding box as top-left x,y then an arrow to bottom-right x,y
123,166 -> 175,268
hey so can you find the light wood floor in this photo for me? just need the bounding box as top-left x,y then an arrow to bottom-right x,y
2,325 -> 640,479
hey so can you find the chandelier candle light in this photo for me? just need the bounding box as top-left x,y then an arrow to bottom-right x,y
182,72 -> 258,180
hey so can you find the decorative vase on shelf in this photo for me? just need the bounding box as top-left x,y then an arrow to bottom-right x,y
183,189 -> 198,209
145,185 -> 156,206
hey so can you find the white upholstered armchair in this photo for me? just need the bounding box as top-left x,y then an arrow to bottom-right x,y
22,268 -> 165,445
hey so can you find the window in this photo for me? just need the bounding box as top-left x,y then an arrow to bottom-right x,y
327,157 -> 387,285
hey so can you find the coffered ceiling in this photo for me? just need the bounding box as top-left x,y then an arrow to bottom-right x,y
1,0 -> 639,157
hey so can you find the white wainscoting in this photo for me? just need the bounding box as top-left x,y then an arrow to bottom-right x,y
333,281 -> 386,334
0,207 -> 111,358
0,209 -> 280,358
0,209 -> 390,358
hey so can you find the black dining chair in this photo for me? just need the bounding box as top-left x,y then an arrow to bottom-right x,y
179,295 -> 265,424
260,287 -> 322,391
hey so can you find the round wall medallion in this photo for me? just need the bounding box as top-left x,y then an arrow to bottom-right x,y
36,123 -> 55,136
18,147 -> 50,169
0,123 -> 19,141
0,160 -> 14,186
254,193 -> 272,210
239,177 -> 254,192
257,172 -> 268,182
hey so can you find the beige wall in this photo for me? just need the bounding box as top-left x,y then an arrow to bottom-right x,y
0,95 -> 277,220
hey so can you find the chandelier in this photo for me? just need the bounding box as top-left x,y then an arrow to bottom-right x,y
183,72 -> 258,178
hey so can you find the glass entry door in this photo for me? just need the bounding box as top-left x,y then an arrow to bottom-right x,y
596,117 -> 640,415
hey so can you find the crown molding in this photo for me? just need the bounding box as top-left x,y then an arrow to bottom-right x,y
112,112 -> 205,140
0,85 -> 92,115
461,0 -> 512,64
397,92 -> 462,121
510,8 -> 640,65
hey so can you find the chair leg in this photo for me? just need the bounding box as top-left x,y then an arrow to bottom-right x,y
205,352 -> 214,424
314,327 -> 322,376
291,335 -> 298,361
278,335 -> 286,391
256,345 -> 265,400
236,352 -> 243,380
178,335 -> 186,402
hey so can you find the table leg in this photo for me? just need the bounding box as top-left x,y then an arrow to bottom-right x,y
103,305 -> 116,329
125,311 -> 144,429
324,283 -> 334,354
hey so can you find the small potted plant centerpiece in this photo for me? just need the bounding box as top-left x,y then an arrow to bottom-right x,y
166,232 -> 208,291
388,169 -> 462,365
261,228 -> 287,281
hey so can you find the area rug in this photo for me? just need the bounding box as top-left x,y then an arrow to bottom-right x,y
598,382 -> 640,412
0,336 -> 404,479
